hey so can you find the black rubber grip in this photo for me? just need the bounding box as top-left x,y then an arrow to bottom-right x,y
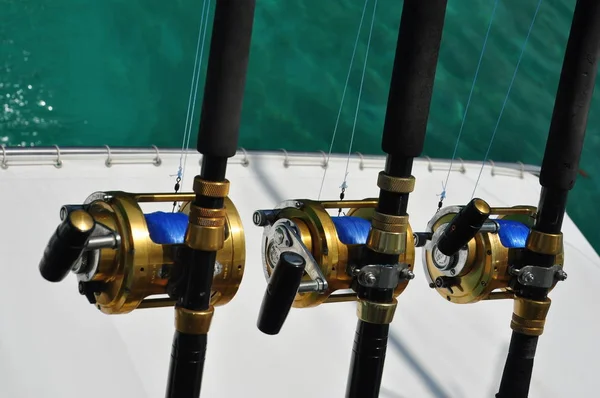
39,210 -> 95,282
346,320 -> 389,398
257,251 -> 306,335
165,331 -> 207,398
381,0 -> 448,157
539,0 -> 600,191
196,0 -> 256,158
437,198 -> 490,256
496,331 -> 538,398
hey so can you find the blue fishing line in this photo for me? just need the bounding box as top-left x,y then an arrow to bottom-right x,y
331,216 -> 371,245
496,219 -> 530,249
145,212 -> 189,244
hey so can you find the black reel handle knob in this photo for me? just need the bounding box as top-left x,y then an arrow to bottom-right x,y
257,251 -> 306,335
437,198 -> 490,256
39,209 -> 95,282
413,232 -> 432,248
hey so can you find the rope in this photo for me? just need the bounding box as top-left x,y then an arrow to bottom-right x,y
439,0 -> 499,209
317,0 -> 370,200
471,0 -> 543,199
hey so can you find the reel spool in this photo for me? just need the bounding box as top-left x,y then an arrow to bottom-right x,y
39,191 -> 245,314
422,198 -> 565,304
253,199 -> 415,309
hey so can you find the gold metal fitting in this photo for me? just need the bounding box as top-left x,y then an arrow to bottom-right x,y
189,205 -> 227,220
526,230 -> 563,255
193,177 -> 230,198
191,217 -> 226,228
510,297 -> 551,336
367,228 -> 407,255
185,224 -> 226,251
68,210 -> 95,232
259,199 -> 415,308
186,203 -> 227,249
356,299 -> 398,324
376,172 -> 415,193
473,198 -> 491,215
175,306 -> 214,335
75,192 -> 244,314
371,212 -> 409,233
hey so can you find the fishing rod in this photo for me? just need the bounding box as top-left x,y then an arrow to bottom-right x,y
416,1 -> 600,397
252,1 -> 448,397
166,2 -> 255,397
37,2 -> 256,397
496,0 -> 600,396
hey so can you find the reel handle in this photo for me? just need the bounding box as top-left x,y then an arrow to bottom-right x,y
39,209 -> 95,282
257,251 -> 306,335
436,198 -> 491,256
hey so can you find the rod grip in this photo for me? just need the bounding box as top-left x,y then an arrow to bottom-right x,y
165,331 -> 207,398
39,209 -> 95,282
539,0 -> 600,191
381,0 -> 448,157
496,331 -> 538,398
196,0 -> 256,158
436,198 -> 490,256
346,320 -> 389,398
257,251 -> 306,335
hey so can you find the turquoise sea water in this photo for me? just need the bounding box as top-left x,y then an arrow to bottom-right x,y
1,0 -> 599,254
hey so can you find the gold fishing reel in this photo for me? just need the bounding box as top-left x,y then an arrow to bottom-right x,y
39,191 -> 245,314
422,198 -> 565,305
253,199 -> 415,309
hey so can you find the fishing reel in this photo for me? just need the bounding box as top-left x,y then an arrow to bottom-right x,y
421,198 -> 565,334
38,191 -> 245,314
253,199 -> 415,334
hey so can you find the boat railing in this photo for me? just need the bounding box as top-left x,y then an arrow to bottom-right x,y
0,145 -> 540,178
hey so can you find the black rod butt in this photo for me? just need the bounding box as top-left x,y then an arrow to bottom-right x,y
165,331 -> 207,398
496,331 -> 538,398
346,320 -> 389,398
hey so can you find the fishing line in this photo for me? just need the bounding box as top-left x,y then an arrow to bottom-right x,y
171,0 -> 210,211
317,0 -> 370,200
439,0 -> 499,209
339,0 -> 378,213
471,0 -> 543,199
180,0 -> 211,189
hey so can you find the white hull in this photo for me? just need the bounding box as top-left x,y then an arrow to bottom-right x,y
1,149 -> 597,397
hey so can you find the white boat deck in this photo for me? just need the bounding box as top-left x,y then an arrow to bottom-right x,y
1,149 -> 598,397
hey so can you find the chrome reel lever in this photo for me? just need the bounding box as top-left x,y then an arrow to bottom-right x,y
265,218 -> 328,293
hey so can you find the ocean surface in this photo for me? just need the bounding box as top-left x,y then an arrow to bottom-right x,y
1,0 -> 599,254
